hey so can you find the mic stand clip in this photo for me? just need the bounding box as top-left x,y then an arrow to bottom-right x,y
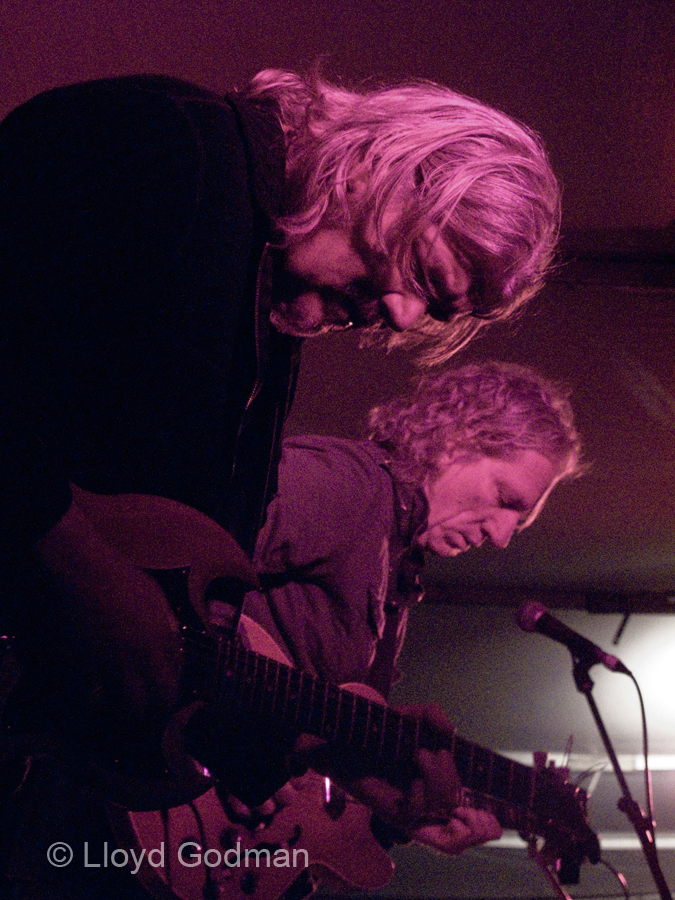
526,836 -> 574,900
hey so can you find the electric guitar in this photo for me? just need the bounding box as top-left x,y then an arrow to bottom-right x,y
108,615 -> 396,900
108,610 -> 601,900
67,487 -> 600,900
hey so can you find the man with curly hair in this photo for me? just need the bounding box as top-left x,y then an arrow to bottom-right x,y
241,360 -> 582,857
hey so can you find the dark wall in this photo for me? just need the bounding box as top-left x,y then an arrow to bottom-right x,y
3,0 -> 675,231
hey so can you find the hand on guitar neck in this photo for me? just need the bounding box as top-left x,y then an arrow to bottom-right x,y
290,703 -> 502,856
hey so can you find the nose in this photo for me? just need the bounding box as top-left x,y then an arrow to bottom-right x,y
484,510 -> 521,549
380,292 -> 427,331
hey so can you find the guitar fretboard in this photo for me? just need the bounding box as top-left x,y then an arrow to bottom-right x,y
185,631 -> 589,839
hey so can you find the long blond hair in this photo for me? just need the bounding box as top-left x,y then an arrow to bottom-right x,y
245,69 -> 561,363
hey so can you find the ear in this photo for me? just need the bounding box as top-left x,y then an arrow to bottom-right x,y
346,161 -> 371,196
427,451 -> 454,482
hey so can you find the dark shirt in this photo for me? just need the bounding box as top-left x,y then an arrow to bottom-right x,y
244,436 -> 427,688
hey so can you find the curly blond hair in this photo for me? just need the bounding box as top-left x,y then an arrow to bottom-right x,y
368,361 -> 583,492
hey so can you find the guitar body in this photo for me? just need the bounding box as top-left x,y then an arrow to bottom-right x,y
109,617 -> 395,900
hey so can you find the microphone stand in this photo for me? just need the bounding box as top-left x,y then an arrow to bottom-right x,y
571,654 -> 672,900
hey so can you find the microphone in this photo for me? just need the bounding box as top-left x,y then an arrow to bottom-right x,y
517,600 -> 631,675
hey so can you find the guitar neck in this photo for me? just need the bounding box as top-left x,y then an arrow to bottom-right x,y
187,633 -> 566,834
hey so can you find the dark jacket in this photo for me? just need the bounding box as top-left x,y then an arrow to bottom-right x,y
0,74 -> 300,898
0,74 -> 299,565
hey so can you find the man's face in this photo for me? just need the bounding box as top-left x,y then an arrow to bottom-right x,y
416,450 -> 559,558
271,220 -> 472,338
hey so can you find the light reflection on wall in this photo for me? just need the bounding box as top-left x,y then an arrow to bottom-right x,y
623,615 -> 675,734
552,611 -> 675,756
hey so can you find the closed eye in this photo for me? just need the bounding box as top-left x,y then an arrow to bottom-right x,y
341,278 -> 378,302
498,491 -> 532,525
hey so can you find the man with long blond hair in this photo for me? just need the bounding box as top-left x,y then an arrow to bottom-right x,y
246,69 -> 560,360
0,69 -> 560,898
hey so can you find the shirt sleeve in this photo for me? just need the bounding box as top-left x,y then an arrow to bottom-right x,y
253,437 -> 383,577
